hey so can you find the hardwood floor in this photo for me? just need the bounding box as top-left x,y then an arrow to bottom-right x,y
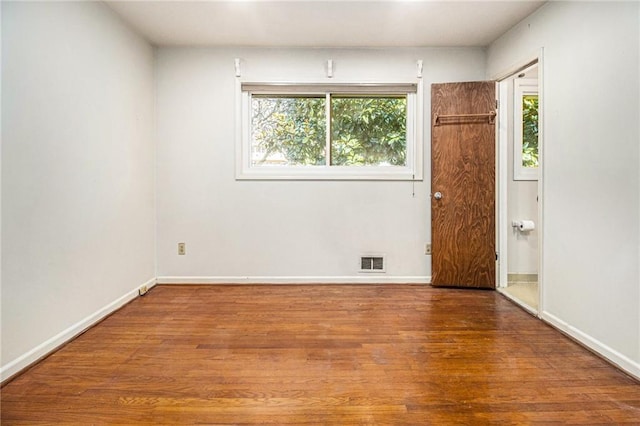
2,284 -> 640,424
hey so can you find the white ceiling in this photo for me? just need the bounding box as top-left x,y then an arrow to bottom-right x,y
105,1 -> 546,48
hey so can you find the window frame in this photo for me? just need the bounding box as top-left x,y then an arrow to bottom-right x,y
235,81 -> 423,181
513,78 -> 539,181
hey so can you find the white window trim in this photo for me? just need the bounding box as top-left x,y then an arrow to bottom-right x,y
235,80 -> 424,181
513,78 -> 539,181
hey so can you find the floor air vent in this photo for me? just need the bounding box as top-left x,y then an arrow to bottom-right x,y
360,255 -> 385,273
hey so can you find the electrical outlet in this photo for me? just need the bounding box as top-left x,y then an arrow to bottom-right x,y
178,242 -> 186,255
425,243 -> 432,255
139,285 -> 148,296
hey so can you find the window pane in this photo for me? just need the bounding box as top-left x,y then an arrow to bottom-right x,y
522,94 -> 539,168
251,96 -> 326,166
330,96 -> 407,166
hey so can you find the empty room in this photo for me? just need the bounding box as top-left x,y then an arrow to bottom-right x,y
2,0 -> 640,423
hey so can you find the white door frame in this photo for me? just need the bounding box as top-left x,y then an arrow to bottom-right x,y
494,48 -> 544,315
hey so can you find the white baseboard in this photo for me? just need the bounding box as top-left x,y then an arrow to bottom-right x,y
156,275 -> 431,285
541,310 -> 640,381
0,277 -> 157,383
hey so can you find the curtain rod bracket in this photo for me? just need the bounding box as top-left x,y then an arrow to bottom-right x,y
327,59 -> 333,79
235,58 -> 241,78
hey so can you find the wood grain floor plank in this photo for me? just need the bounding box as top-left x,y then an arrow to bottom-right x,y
2,285 -> 639,424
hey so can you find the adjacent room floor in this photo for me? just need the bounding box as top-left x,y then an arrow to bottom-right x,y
2,284 -> 639,424
503,281 -> 539,311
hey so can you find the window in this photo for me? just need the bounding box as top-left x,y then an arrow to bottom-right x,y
237,83 -> 422,180
514,79 -> 539,180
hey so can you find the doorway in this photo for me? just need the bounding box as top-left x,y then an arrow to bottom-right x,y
496,57 -> 543,314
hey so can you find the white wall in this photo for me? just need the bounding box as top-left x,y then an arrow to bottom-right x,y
0,1 -> 3,372
488,1 -> 640,373
155,47 -> 485,283
1,2 -> 156,379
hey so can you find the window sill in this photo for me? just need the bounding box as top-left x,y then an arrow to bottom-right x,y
513,167 -> 538,181
236,166 -> 422,181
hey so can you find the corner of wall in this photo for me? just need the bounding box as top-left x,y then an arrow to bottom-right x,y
0,0 -> 4,374
637,0 -> 640,365
0,277 -> 157,383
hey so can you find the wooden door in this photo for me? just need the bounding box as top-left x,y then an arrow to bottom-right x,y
431,81 -> 496,288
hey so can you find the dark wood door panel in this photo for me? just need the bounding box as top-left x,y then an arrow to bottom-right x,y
431,81 -> 496,288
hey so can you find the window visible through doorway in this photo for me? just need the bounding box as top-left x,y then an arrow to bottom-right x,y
514,78 -> 539,180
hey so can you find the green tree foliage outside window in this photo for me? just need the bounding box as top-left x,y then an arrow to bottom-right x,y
331,96 -> 406,166
522,94 -> 539,168
251,95 -> 407,167
252,96 -> 327,166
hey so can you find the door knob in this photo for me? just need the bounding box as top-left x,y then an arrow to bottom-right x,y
434,192 -> 443,200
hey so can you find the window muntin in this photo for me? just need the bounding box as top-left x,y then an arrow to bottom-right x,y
514,79 -> 539,180
238,82 -> 422,180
